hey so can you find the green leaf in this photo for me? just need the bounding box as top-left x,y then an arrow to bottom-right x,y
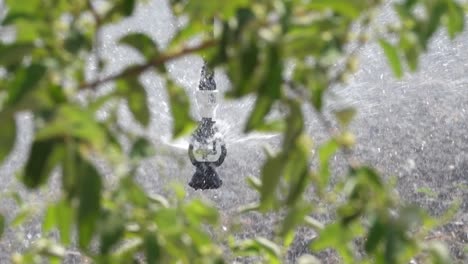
365,217 -> 385,253
103,0 -> 136,23
306,0 -> 361,19
116,77 -> 151,126
166,79 -> 196,137
5,0 -> 41,14
183,199 -> 218,225
77,157 -> 102,248
0,114 -> 16,164
184,0 -> 249,19
23,139 -> 61,188
260,155 -> 285,210
311,223 -> 354,262
7,64 -> 46,106
56,200 -> 73,246
12,206 -> 32,226
317,139 -> 339,187
245,95 -> 273,132
246,176 -> 262,191
0,43 -> 34,67
119,33 -> 159,60
36,105 -> 109,150
100,212 -> 125,254
283,100 -> 304,150
144,233 -> 160,264
335,107 -> 356,128
0,214 -> 4,238
130,137 -> 156,160
446,1 -> 465,39
121,176 -> 148,207
43,200 -> 73,245
64,28 -> 91,54
428,241 -> 452,264
379,39 -> 403,78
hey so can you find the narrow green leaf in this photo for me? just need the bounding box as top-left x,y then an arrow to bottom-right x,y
0,214 -> 4,238
103,0 -> 136,23
144,233 -> 160,264
100,212 -> 125,254
0,114 -> 16,164
253,237 -> 281,258
36,105 -> 109,151
77,157 -> 102,248
245,95 -> 273,132
56,200 -> 73,245
119,33 -> 159,60
307,0 -> 361,19
317,139 -> 339,186
183,199 -> 218,225
379,39 -> 403,78
166,80 -> 196,137
0,43 -> 34,67
246,176 -> 262,191
23,139 -> 61,188
116,77 -> 151,126
12,207 -> 31,226
7,64 -> 46,106
260,155 -> 285,210
335,107 -> 356,128
283,100 -> 304,150
128,86 -> 150,126
446,1 -> 465,39
130,137 -> 156,159
365,218 -> 385,253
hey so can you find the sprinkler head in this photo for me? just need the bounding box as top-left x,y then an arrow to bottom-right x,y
188,62 -> 226,190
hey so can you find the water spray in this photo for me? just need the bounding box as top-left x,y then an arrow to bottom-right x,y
188,62 -> 227,190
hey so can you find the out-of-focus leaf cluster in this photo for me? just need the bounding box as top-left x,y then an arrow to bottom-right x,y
0,0 -> 466,263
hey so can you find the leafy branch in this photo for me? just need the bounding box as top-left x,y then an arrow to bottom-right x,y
79,39 -> 217,90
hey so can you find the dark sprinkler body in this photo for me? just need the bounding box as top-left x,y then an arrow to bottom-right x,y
188,63 -> 227,190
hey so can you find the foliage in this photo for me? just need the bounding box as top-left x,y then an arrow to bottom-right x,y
0,0 -> 467,263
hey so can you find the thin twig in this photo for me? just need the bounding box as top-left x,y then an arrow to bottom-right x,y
79,39 -> 217,90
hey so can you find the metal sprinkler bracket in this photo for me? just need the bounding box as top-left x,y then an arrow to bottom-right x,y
188,62 -> 227,190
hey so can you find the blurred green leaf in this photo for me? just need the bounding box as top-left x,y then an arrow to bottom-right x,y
428,241 -> 452,264
77,156 -> 102,249
365,217 -> 385,254
0,43 -> 34,67
0,114 -> 16,164
183,199 -> 218,225
43,199 -> 73,245
446,1 -> 465,39
144,233 -> 160,264
103,0 -> 136,23
306,0 -> 360,19
116,77 -> 151,126
130,137 -> 156,160
119,33 -> 159,60
100,211 -> 125,254
64,28 -> 91,54
260,155 -> 284,210
317,139 -> 339,188
379,39 -> 403,78
121,176 -> 148,207
166,79 -> 196,137
0,214 -> 4,238
36,105 -> 109,151
245,95 -> 273,132
12,206 -> 32,226
23,139 -> 61,188
335,107 -> 356,128
7,64 -> 46,106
